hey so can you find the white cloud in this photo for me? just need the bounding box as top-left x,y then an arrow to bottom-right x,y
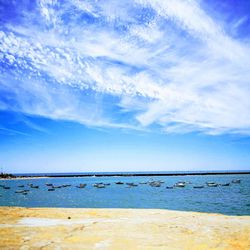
0,0 -> 250,135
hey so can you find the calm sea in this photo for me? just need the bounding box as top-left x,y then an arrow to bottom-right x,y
0,172 -> 249,215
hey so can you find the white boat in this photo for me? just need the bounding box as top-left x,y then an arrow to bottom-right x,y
174,182 -> 186,188
232,179 -> 241,184
207,183 -> 218,187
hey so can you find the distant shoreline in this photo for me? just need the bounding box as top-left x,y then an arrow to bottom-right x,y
1,170 -> 250,180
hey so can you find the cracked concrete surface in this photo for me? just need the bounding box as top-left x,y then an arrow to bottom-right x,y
0,207 -> 249,249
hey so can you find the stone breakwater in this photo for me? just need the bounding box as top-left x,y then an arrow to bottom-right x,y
0,207 -> 249,249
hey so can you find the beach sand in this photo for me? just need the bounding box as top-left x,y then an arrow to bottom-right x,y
0,207 -> 249,249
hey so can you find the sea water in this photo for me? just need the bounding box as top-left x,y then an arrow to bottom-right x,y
0,173 -> 249,215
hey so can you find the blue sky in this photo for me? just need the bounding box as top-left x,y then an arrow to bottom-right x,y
0,0 -> 250,173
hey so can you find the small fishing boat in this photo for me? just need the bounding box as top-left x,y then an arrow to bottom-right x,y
15,190 -> 27,193
126,183 -> 138,187
77,184 -> 86,188
46,183 -> 53,186
206,182 -> 216,185
3,186 -> 10,189
221,183 -> 230,186
139,182 -> 148,184
95,184 -> 105,188
166,186 -> 173,189
18,185 -> 25,188
152,183 -> 161,187
149,181 -> 161,187
193,185 -> 204,188
232,179 -> 241,184
62,184 -> 71,188
92,183 -> 104,187
174,182 -> 186,188
30,185 -> 39,188
115,181 -> 124,184
207,183 -> 218,187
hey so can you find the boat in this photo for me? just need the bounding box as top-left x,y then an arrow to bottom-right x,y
221,183 -> 230,186
46,183 -> 53,186
48,188 -> 55,191
206,182 -> 216,185
77,184 -> 86,188
193,185 -> 204,188
149,181 -> 161,187
15,190 -> 27,193
115,181 -> 124,185
95,184 -> 105,188
174,182 -> 186,188
3,186 -> 10,189
92,183 -> 104,187
30,185 -> 39,188
126,183 -> 138,187
207,183 -> 218,187
18,185 -> 25,188
62,184 -> 71,187
166,186 -> 173,189
232,179 -> 241,184
152,183 -> 161,187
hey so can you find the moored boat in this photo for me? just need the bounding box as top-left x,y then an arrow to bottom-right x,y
221,183 -> 230,186
95,184 -> 105,188
126,183 -> 138,187
149,181 -> 161,187
115,181 -> 124,185
207,183 -> 218,187
232,179 -> 241,184
15,190 -> 27,193
174,182 -> 186,188
77,183 -> 86,188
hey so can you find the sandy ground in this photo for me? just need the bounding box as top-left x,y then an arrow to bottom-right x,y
0,207 -> 249,250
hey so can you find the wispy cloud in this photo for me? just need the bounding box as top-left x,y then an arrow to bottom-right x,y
0,0 -> 250,134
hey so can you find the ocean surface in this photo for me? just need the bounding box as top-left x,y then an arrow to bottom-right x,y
1,173 -> 250,215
